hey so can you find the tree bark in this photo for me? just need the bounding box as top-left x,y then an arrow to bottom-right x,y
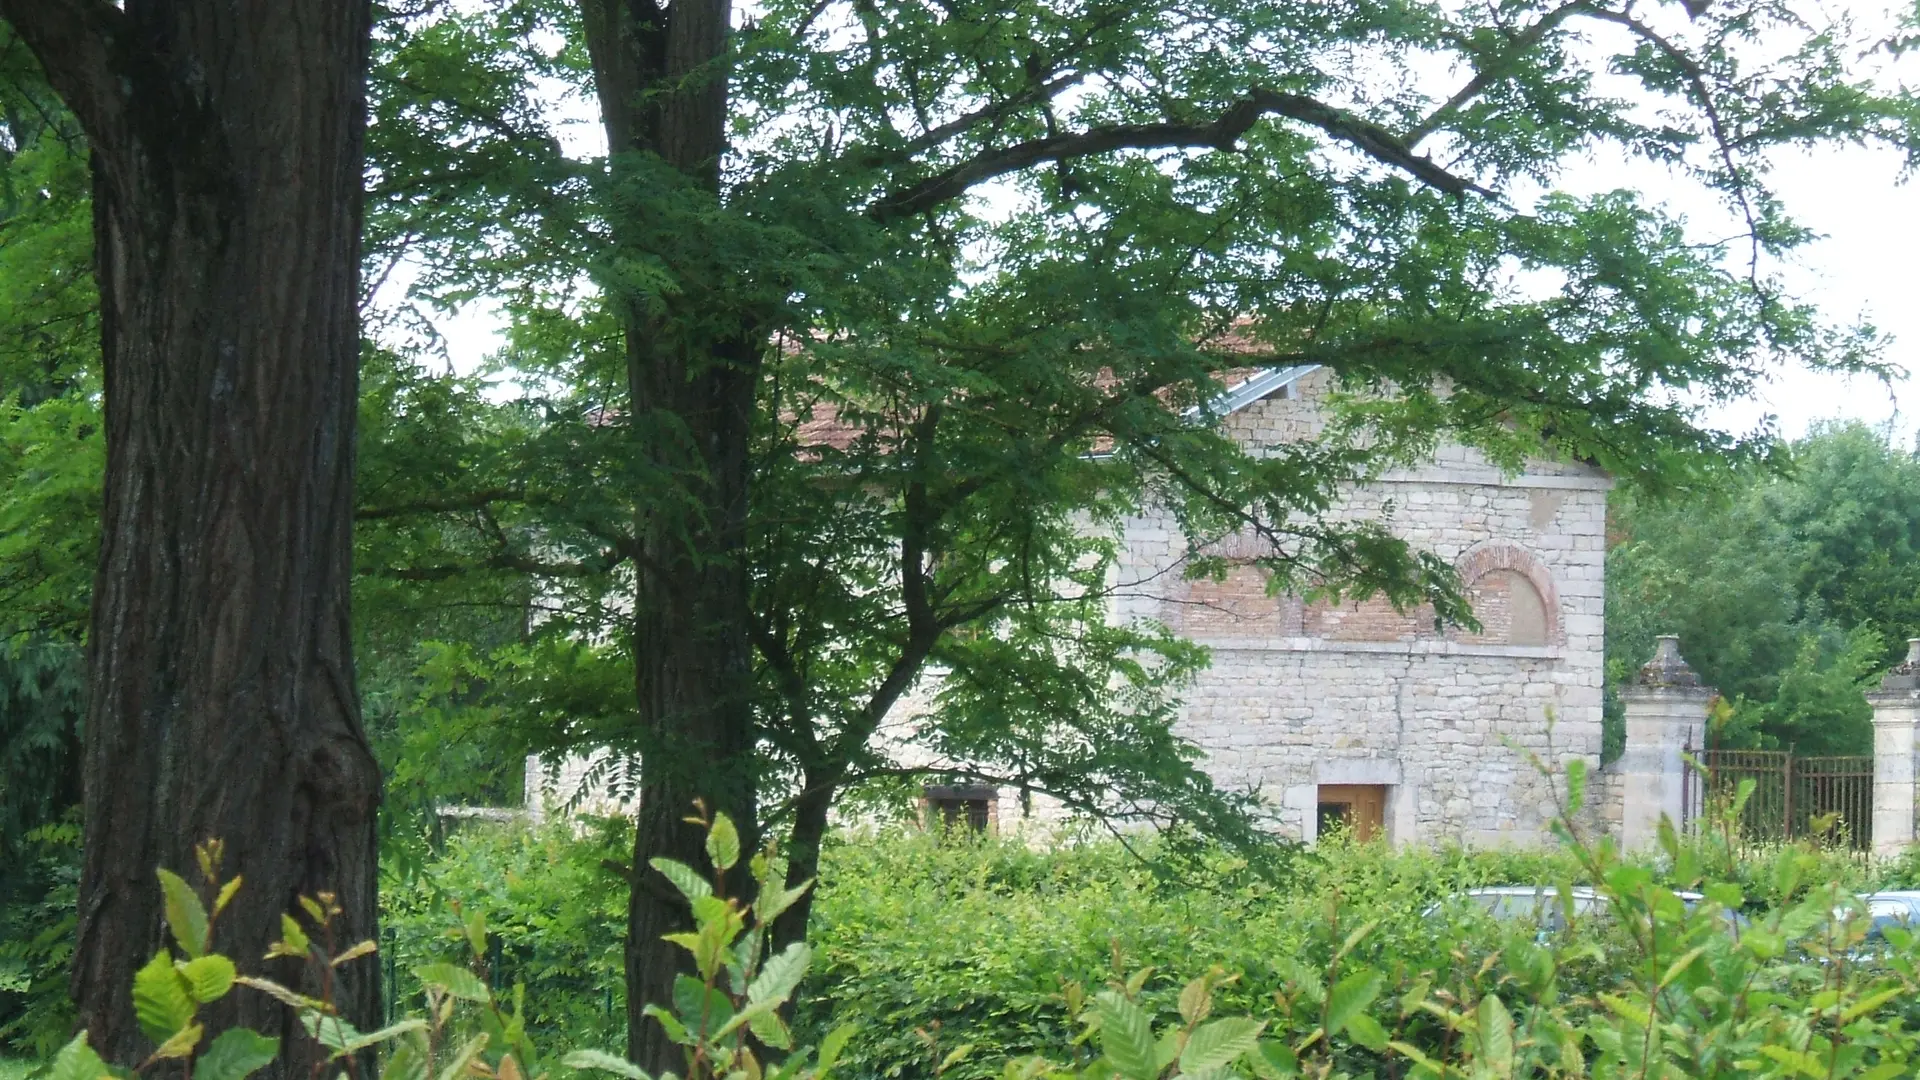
578,0 -> 759,1072
0,2 -> 380,1074
768,778 -> 833,956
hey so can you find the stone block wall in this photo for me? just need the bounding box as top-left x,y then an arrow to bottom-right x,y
1106,368 -> 1609,847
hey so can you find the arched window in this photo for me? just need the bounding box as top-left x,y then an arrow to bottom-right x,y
1453,542 -> 1561,647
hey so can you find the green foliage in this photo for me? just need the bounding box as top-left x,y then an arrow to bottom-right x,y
561,803 -> 854,1080
1607,423 -> 1920,754
795,831 -> 1583,1079
829,785 -> 1920,1080
382,816 -> 629,1048
0,35 -> 101,642
0,819 -> 77,1058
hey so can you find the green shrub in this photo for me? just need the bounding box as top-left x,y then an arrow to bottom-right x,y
0,819 -> 78,1058
381,816 -> 630,1049
793,830 -> 1586,1080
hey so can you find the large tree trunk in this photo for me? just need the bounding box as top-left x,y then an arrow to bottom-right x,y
618,321 -> 762,1071
0,2 -> 380,1073
578,1 -> 759,1072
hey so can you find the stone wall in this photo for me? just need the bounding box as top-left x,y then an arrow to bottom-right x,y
1106,368 -> 1609,846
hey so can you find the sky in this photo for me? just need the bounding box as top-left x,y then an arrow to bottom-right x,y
418,0 -> 1920,446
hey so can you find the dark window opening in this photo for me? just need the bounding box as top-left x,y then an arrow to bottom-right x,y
1317,801 -> 1352,838
924,785 -> 997,833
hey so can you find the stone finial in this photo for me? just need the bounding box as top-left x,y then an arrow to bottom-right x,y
1875,639 -> 1920,695
1634,635 -> 1701,688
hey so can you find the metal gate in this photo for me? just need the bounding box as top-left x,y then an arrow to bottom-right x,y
1682,747 -> 1874,851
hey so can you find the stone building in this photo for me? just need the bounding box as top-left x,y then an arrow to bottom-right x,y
1097,364 -> 1609,846
529,363 -> 1611,848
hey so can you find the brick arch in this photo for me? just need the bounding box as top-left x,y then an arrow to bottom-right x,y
1451,540 -> 1562,647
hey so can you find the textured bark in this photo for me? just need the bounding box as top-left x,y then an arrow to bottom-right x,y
768,779 -> 832,957
578,0 -> 758,1072
0,1 -> 380,1074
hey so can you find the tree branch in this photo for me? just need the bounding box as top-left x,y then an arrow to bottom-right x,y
1407,0 -> 1594,146
0,0 -> 129,159
355,488 -> 527,521
361,549 -> 621,581
869,88 -> 1491,221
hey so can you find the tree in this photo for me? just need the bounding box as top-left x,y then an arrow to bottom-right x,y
1607,422 -> 1920,755
0,2 -> 382,1071
358,1 -> 1917,1068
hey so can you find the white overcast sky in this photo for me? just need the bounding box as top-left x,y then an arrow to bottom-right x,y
422,0 -> 1920,445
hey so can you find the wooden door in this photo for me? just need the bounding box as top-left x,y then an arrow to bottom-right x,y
1317,784 -> 1387,843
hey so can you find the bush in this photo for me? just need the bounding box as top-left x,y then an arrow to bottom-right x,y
0,819 -> 78,1058
381,815 -> 630,1049
793,830 -> 1588,1080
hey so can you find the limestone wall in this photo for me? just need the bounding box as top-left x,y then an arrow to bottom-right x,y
1107,369 -> 1609,846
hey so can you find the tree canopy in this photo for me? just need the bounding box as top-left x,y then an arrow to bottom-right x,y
1608,422 -> 1920,757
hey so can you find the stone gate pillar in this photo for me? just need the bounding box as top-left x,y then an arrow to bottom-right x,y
1868,639 -> 1920,859
1617,636 -> 1714,851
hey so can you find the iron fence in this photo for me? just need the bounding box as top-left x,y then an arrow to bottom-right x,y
1684,747 -> 1873,852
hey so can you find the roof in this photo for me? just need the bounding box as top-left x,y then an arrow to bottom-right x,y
1186,365 -> 1319,422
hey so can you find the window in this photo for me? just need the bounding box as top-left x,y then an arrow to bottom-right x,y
1315,784 -> 1387,843
923,785 -> 997,833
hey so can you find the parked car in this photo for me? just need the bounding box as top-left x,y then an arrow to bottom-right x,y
1825,890 -> 1920,960
1424,885 -> 1725,935
1854,891 -> 1920,940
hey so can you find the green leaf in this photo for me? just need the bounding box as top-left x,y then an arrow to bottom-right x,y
938,1045 -> 975,1073
1840,985 -> 1905,1022
1247,1040 -> 1297,1080
381,1034 -> 429,1080
50,1032 -> 111,1080
1758,1045 -> 1825,1078
270,913 -> 311,960
148,1023 -> 204,1061
305,1017 -> 430,1058
706,813 -> 741,872
1657,946 -> 1706,989
133,950 -> 196,1045
815,1024 -> 857,1078
748,1008 -> 794,1051
1324,970 -> 1383,1038
672,974 -> 734,1035
437,1034 -> 489,1080
642,1004 -> 694,1047
754,881 -> 812,926
562,1051 -> 651,1080
650,858 -> 713,902
414,962 -> 491,1003
1176,976 -> 1211,1025
300,1011 -> 364,1055
1344,1013 -> 1389,1052
1476,994 -> 1514,1080
1178,1018 -> 1264,1076
1094,990 -> 1157,1080
462,909 -> 488,962
748,941 -> 810,1006
157,869 -> 210,960
193,1028 -> 281,1080
178,954 -> 236,1004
